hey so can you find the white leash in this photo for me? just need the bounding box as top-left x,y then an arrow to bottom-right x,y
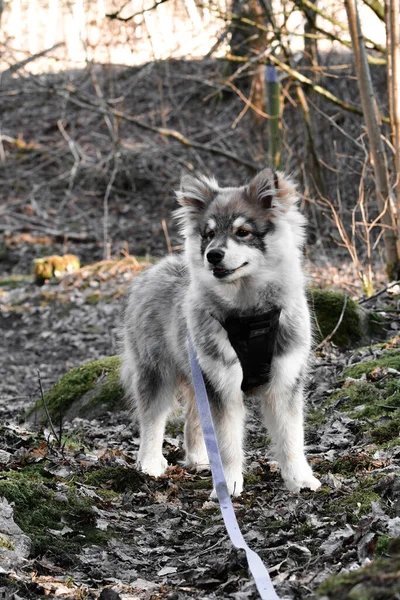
188,335 -> 282,600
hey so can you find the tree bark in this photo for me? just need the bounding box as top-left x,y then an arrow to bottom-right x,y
388,0 -> 400,241
345,0 -> 399,279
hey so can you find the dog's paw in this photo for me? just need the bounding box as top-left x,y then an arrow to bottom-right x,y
210,473 -> 243,499
184,452 -> 210,473
138,455 -> 168,477
281,462 -> 321,493
284,473 -> 321,493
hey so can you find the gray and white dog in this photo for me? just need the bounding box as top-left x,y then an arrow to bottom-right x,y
121,168 -> 320,496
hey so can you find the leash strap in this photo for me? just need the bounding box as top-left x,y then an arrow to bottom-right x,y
188,335 -> 281,600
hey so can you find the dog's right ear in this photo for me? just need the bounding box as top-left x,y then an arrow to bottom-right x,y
175,174 -> 218,217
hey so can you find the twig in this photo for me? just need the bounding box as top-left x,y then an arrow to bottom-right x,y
0,43 -> 64,79
161,219 -> 172,254
358,280 -> 400,304
224,53 -> 390,123
57,119 -> 81,207
0,220 -> 98,242
103,156 -> 119,260
56,86 -> 259,171
315,295 -> 349,350
37,369 -> 60,445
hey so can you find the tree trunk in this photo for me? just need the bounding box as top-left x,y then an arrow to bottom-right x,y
388,0 -> 400,241
345,0 -> 400,280
229,0 -> 267,122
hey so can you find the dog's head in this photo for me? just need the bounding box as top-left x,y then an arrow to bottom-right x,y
175,168 -> 306,284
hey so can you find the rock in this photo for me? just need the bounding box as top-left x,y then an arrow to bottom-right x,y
317,554 -> 400,599
309,288 -> 384,348
98,589 -> 122,600
25,355 -> 123,423
0,497 -> 31,569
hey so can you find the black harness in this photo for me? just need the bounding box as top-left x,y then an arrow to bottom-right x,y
221,307 -> 281,392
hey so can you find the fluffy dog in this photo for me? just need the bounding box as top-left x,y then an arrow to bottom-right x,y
121,168 -> 320,496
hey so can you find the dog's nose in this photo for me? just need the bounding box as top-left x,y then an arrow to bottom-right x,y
207,248 -> 225,265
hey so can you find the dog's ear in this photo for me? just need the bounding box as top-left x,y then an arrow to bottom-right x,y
247,169 -> 298,213
175,174 -> 218,215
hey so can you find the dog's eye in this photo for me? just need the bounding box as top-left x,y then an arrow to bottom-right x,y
236,228 -> 251,238
205,230 -> 215,241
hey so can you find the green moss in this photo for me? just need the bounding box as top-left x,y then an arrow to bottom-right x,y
327,454 -> 377,476
318,555 -> 400,599
86,293 -> 102,305
376,534 -> 390,556
342,488 -> 380,516
84,466 -> 145,493
328,381 -> 382,413
27,356 -> 124,422
309,289 -> 363,347
343,350 -> 400,379
324,372 -> 400,446
306,408 -> 326,427
0,536 -> 15,551
0,470 -> 108,562
0,275 -> 32,288
369,419 -> 400,443
339,487 -> 381,521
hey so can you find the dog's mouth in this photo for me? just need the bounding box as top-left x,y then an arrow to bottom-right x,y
212,262 -> 248,279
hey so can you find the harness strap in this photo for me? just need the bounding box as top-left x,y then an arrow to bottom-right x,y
188,335 -> 282,600
221,307 -> 281,392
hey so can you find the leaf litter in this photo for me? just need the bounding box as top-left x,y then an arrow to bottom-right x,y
0,266 -> 399,599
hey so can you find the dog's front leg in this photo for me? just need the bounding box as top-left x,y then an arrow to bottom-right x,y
188,312 -> 245,496
209,387 -> 245,497
191,353 -> 245,496
184,386 -> 210,471
262,351 -> 321,493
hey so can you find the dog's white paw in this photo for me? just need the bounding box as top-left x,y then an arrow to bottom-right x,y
138,455 -> 168,477
281,462 -> 321,493
184,451 -> 210,472
210,472 -> 243,499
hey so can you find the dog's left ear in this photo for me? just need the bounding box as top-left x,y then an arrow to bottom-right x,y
247,168 -> 298,213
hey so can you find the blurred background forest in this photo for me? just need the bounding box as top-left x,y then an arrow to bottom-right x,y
1,0 -> 399,297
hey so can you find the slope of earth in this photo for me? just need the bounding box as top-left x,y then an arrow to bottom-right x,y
0,263 -> 399,599
0,55 -> 390,280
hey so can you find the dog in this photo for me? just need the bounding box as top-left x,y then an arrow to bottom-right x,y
121,168 -> 321,496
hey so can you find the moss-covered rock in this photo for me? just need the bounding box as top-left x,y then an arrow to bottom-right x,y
309,288 -> 384,348
317,553 -> 400,599
26,355 -> 124,423
0,467 -> 109,562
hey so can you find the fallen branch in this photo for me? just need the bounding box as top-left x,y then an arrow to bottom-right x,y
0,219 -> 98,242
358,280 -> 400,304
1,43 -> 64,79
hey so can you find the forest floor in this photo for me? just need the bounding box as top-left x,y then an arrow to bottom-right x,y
0,257 -> 399,600
0,59 -> 399,599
